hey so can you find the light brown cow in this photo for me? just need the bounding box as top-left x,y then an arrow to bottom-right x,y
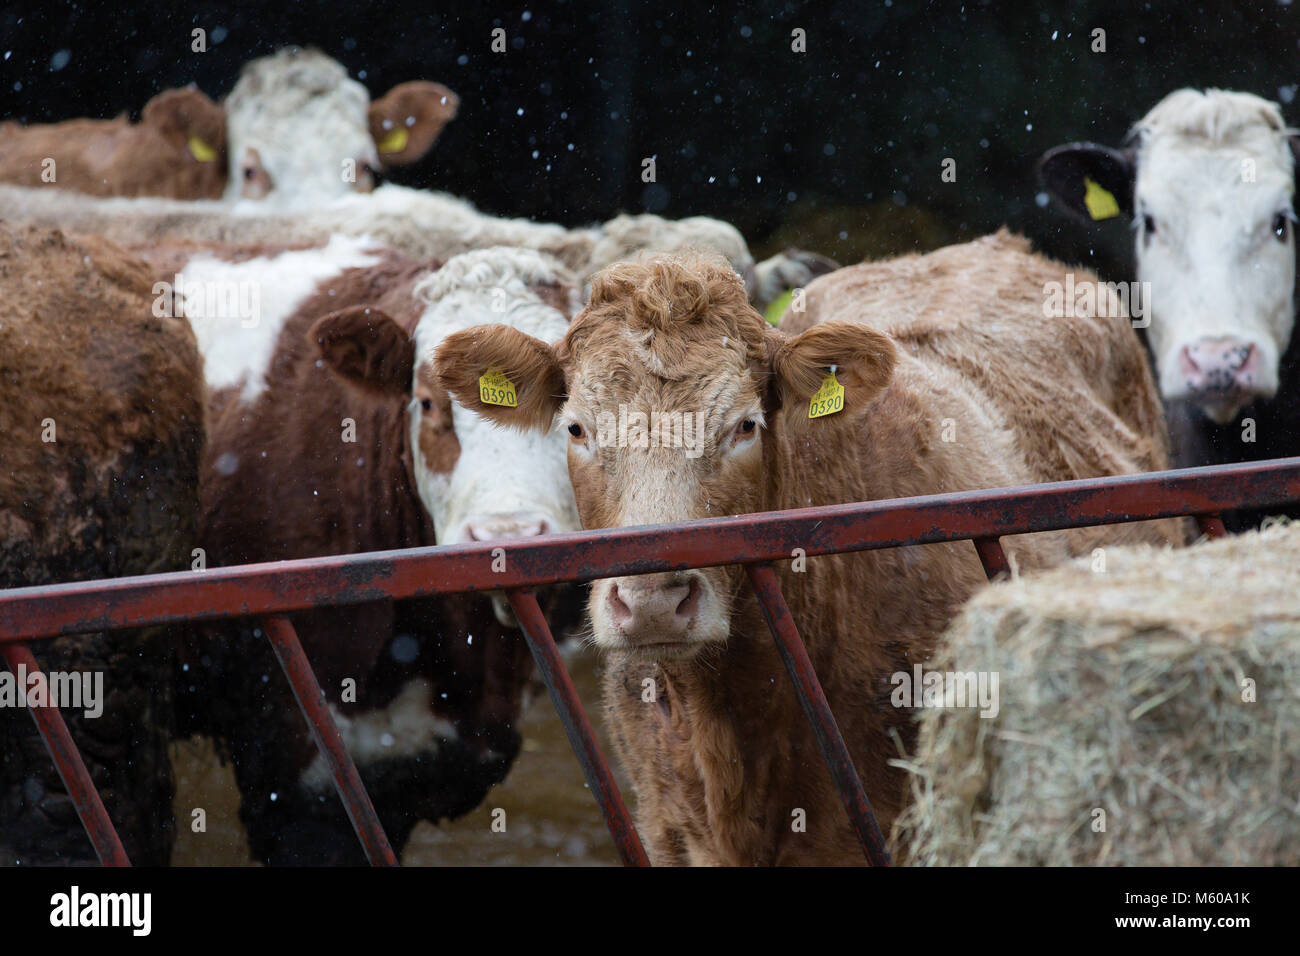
0,87 -> 229,199
434,231 -> 1185,865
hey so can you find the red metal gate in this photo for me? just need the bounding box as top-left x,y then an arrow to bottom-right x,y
3,457 -> 1298,867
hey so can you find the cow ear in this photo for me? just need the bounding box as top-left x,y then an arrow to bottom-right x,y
368,81 -> 459,167
435,324 -> 565,432
770,321 -> 896,414
311,306 -> 414,397
142,86 -> 227,164
1038,142 -> 1136,221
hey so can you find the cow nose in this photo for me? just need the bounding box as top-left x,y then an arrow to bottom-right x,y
463,514 -> 550,542
607,573 -> 702,642
1179,338 -> 1260,394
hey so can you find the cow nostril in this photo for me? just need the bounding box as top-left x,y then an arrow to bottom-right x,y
608,584 -> 632,625
675,577 -> 701,620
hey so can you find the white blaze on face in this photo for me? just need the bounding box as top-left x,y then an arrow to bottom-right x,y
409,249 -> 581,546
1134,90 -> 1296,422
223,48 -> 379,206
177,234 -> 383,402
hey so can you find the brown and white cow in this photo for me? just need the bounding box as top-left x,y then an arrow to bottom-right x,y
219,47 -> 458,205
434,233 -> 1185,865
143,239 -> 584,863
0,47 -> 457,205
0,86 -> 228,199
0,224 -> 205,865
1040,89 -> 1300,505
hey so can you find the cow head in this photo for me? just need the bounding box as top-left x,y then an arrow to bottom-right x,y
1041,88 -> 1297,424
224,47 -> 457,205
436,251 -> 896,660
139,85 -> 228,174
311,247 -> 582,624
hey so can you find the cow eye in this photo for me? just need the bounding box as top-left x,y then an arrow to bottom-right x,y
420,398 -> 434,413
567,422 -> 585,439
732,418 -> 758,443
1273,212 -> 1291,241
1142,214 -> 1157,236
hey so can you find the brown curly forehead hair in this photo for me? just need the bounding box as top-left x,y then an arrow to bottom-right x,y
559,250 -> 771,381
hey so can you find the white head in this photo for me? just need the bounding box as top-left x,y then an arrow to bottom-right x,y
312,246 -> 582,578
411,249 -> 582,546
1041,89 -> 1297,424
223,47 -> 458,206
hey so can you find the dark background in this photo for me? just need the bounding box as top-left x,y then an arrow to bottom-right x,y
1,1 -> 1295,277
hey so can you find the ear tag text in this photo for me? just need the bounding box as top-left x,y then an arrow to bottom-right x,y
808,369 -> 845,419
479,367 -> 518,407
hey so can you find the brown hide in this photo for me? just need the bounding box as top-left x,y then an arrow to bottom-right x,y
0,225 -> 204,865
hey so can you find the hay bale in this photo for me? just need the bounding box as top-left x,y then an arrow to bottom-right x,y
891,521 -> 1300,866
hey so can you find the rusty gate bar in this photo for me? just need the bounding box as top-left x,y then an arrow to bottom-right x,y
505,590 -> 650,867
972,537 -> 1011,579
0,642 -> 130,866
3,457 -> 1298,644
1196,515 -> 1228,539
4,456 -> 1300,868
745,563 -> 891,866
261,617 -> 398,866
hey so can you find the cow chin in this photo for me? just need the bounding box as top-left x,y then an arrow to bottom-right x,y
1195,392 -> 1258,426
587,573 -> 730,661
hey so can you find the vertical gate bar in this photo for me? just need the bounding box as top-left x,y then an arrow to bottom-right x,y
744,563 -> 891,866
505,588 -> 650,867
1196,515 -> 1228,539
973,536 -> 1011,580
261,616 -> 398,867
0,642 -> 130,867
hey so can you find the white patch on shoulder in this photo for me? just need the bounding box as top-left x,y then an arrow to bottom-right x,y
300,677 -> 459,791
176,233 -> 383,402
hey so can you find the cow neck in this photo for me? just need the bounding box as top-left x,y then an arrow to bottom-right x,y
637,410 -> 878,863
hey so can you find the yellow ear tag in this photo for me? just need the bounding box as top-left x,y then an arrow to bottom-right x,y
376,126 -> 410,155
1083,176 -> 1120,220
808,370 -> 845,419
478,367 -> 518,407
187,135 -> 218,162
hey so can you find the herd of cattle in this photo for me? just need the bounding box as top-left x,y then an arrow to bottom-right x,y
0,46 -> 1296,866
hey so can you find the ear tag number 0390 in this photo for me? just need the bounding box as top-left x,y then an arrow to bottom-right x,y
808,369 -> 845,419
479,367 -> 518,407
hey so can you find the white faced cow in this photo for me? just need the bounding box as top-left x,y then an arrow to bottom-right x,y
1041,89 -> 1300,507
222,47 -> 458,205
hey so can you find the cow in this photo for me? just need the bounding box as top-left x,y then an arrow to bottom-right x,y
0,86 -> 228,199
1040,89 -> 1300,526
218,46 -> 459,205
136,239 -> 586,863
432,232 -> 1186,865
0,47 -> 457,205
0,180 -> 834,314
0,224 -> 205,865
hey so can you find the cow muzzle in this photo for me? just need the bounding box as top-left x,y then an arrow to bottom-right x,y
455,511 -> 557,626
592,571 -> 724,658
1178,336 -> 1264,424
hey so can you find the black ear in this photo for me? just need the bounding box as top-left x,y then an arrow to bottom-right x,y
1038,142 -> 1136,222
